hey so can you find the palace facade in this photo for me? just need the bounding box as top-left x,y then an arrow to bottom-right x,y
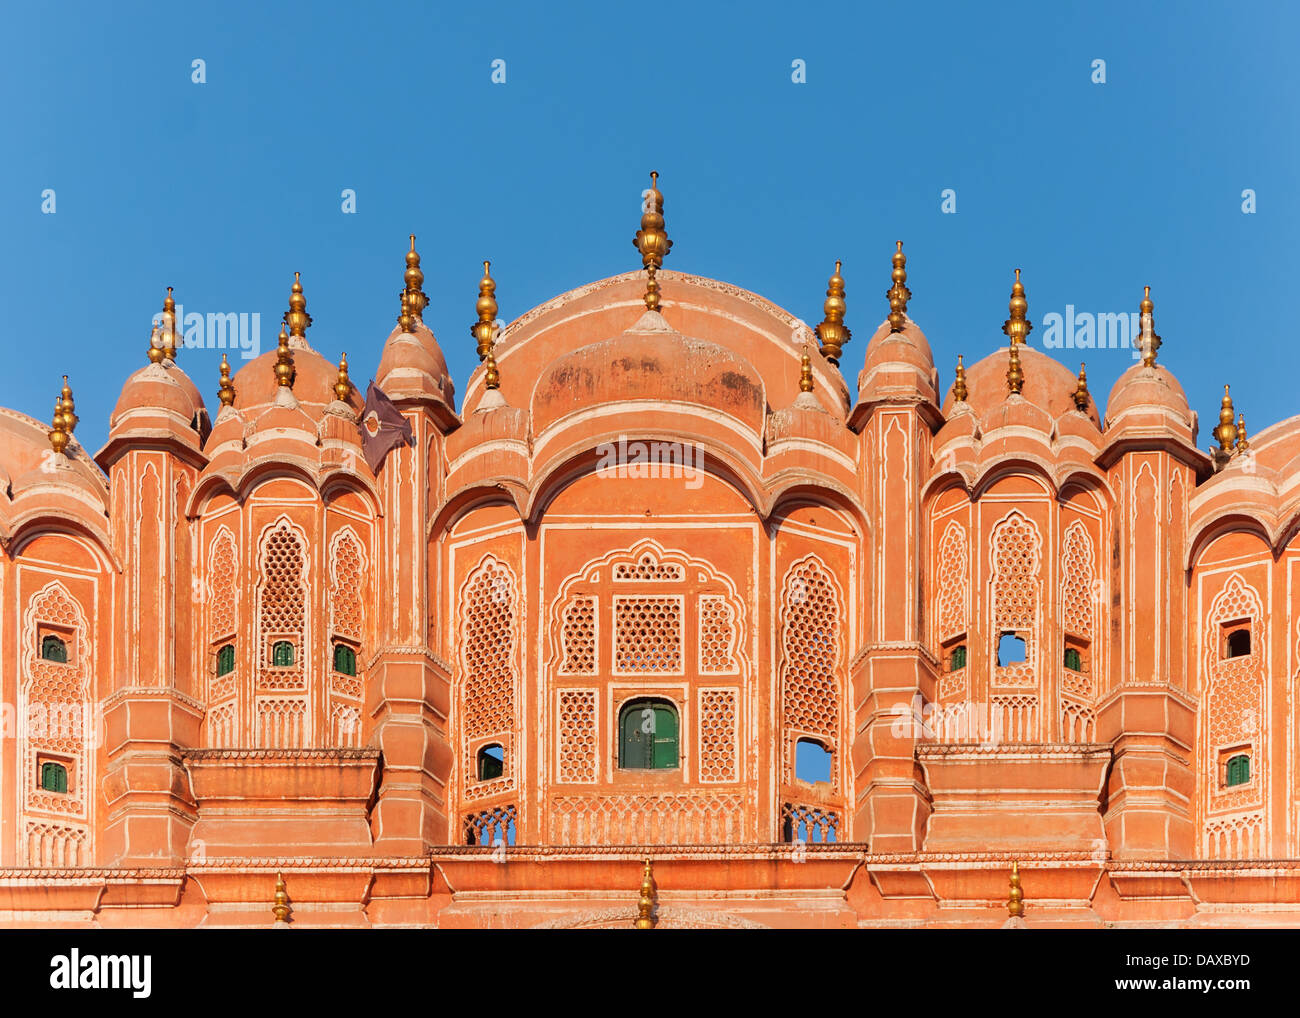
0,177 -> 1295,928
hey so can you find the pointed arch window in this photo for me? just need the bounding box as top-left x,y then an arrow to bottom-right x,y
216,643 -> 235,676
1226,753 -> 1251,787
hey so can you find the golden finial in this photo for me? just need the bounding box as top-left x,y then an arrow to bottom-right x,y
274,319 -> 294,388
334,352 -> 352,402
272,871 -> 291,925
285,272 -> 312,340
147,322 -> 166,365
1073,362 -> 1089,411
632,171 -> 672,312
397,291 -> 414,334
217,353 -> 236,407
1002,268 -> 1032,347
472,260 -> 499,362
953,354 -> 968,402
1214,384 -> 1237,452
1236,413 -> 1249,452
1138,285 -> 1161,367
484,344 -> 500,391
1007,338 -> 1024,395
59,376 -> 77,437
815,260 -> 851,365
402,234 -> 429,323
1008,861 -> 1025,919
1003,338 -> 1024,395
160,286 -> 179,360
634,858 -> 657,930
48,378 -> 75,455
887,241 -> 911,332
799,346 -> 814,393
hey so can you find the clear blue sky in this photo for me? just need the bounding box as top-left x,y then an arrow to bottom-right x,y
1,0 -> 1294,455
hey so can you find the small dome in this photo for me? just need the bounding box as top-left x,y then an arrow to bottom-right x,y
943,345 -> 1101,429
858,317 -> 938,405
229,344 -> 341,411
376,320 -> 455,404
1105,363 -> 1191,427
110,361 -> 202,428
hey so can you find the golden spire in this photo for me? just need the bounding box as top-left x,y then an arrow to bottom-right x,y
334,352 -> 352,402
815,260 -> 850,365
632,171 -> 672,312
272,872 -> 291,925
402,234 -> 429,324
634,858 -> 657,930
1214,384 -> 1237,452
953,354 -> 968,402
217,353 -> 236,407
1138,286 -> 1161,367
48,376 -> 76,455
1237,413 -> 1249,452
1002,268 -> 1032,347
799,347 -> 815,393
1007,861 -> 1025,919
484,344 -> 500,391
59,375 -> 78,437
1007,338 -> 1024,395
285,272 -> 312,340
274,319 -> 294,388
397,291 -> 413,334
147,322 -> 166,365
472,260 -> 499,362
887,241 -> 910,332
1073,362 -> 1089,411
161,287 -> 179,360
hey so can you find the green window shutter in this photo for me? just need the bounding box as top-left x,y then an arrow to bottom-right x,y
951,645 -> 967,670
41,636 -> 67,663
1064,647 -> 1082,671
652,705 -> 678,769
619,701 -> 679,769
333,644 -> 356,676
1226,754 -> 1250,787
41,762 -> 67,793
272,641 -> 294,667
216,644 -> 235,676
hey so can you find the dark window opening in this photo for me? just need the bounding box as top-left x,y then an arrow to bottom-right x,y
1063,647 -> 1083,671
997,632 -> 1027,666
477,744 -> 504,781
40,762 -> 68,794
618,699 -> 679,770
1226,754 -> 1251,787
40,635 -> 67,663
1226,629 -> 1251,659
950,644 -> 968,670
332,643 -> 357,676
271,641 -> 295,667
216,643 -> 235,676
794,738 -> 832,785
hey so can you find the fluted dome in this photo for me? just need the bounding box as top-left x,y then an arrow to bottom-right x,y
229,344 -> 342,411
376,320 -> 455,406
857,316 -> 939,405
1105,362 -> 1191,427
110,361 -> 204,428
943,345 -> 1101,429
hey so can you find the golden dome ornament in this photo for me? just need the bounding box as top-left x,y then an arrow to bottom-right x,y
814,260 -> 850,365
217,353 -> 236,407
887,241 -> 911,333
632,171 -> 672,313
1002,269 -> 1032,347
471,260 -> 499,363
